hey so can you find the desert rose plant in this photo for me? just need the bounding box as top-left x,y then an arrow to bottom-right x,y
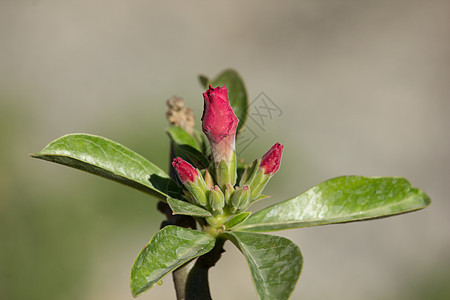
31,70 -> 430,299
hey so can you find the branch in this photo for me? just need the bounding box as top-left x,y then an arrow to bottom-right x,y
161,96 -> 221,300
185,237 -> 226,300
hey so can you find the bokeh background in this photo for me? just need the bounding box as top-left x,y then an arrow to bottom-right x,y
1,0 -> 449,299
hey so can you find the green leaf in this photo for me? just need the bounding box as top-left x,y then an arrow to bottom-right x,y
193,129 -> 209,153
167,126 -> 201,151
210,69 -> 248,134
131,226 -> 215,297
167,127 -> 210,169
198,74 -> 209,88
225,231 -> 302,300
224,212 -> 251,230
31,133 -> 180,201
234,176 -> 431,232
167,197 -> 212,217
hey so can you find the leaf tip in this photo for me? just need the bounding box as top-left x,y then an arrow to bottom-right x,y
130,286 -> 144,298
198,74 -> 209,88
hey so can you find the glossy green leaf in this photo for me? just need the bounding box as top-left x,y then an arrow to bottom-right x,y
131,226 -> 215,297
167,126 -> 200,151
224,212 -> 251,230
167,197 -> 212,217
167,127 -> 210,169
235,176 -> 431,232
193,129 -> 210,156
225,231 -> 302,300
210,69 -> 248,134
31,133 -> 180,201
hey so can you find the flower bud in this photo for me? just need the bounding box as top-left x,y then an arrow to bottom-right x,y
201,85 -> 239,163
209,185 -> 225,216
201,85 -> 238,188
172,157 -> 208,207
241,143 -> 284,199
259,142 -> 284,175
172,157 -> 198,184
230,185 -> 251,213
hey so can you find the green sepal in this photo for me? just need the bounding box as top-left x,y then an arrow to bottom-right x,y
203,169 -> 214,189
216,160 -> 229,190
239,159 -> 259,186
239,159 -> 272,199
185,181 -> 208,208
215,151 -> 237,190
250,175 -> 270,199
181,170 -> 209,208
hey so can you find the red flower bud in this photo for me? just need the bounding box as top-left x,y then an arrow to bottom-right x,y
201,84 -> 239,163
172,157 -> 198,184
260,143 -> 284,175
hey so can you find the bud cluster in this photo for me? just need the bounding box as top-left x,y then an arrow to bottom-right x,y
171,85 -> 284,227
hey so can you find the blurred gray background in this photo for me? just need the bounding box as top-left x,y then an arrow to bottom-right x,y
1,0 -> 449,299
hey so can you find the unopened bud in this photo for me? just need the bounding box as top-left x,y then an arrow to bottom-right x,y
172,157 -> 199,184
172,157 -> 208,207
224,183 -> 234,206
260,142 -> 284,175
230,185 -> 251,213
201,85 -> 239,164
209,185 -> 225,215
201,85 -> 238,189
243,143 -> 284,199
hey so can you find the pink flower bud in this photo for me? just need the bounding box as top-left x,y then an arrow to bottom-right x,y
201,84 -> 239,163
172,157 -> 198,184
260,143 -> 284,175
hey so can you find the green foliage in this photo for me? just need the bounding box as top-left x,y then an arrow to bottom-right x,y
167,126 -> 201,151
223,212 -> 251,230
225,231 -> 302,300
130,226 -> 215,297
31,133 -> 181,201
32,70 -> 431,299
234,176 -> 431,232
167,126 -> 210,169
167,197 -> 212,217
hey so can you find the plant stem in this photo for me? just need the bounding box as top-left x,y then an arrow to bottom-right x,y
172,259 -> 197,300
185,237 -> 226,300
164,96 -> 222,299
